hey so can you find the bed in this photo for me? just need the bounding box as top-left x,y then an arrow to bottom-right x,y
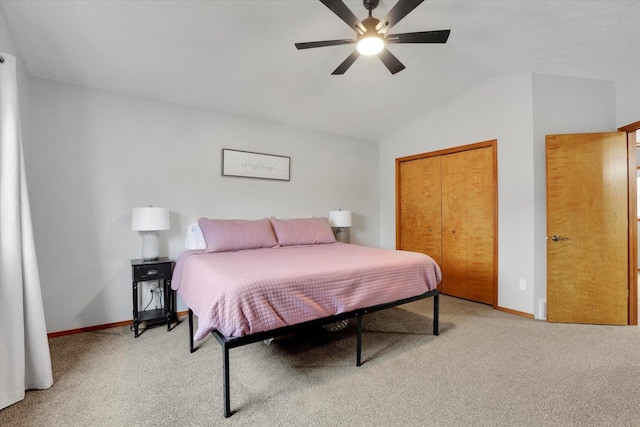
172,217 -> 442,417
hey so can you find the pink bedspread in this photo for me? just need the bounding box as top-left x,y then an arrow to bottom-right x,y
172,243 -> 441,340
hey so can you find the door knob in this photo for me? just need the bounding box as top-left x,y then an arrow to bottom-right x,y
550,235 -> 569,242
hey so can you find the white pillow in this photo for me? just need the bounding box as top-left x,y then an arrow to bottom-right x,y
185,223 -> 206,250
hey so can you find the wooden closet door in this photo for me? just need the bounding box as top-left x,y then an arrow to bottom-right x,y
397,156 -> 442,265
441,146 -> 495,304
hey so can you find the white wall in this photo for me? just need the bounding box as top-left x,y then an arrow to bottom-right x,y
379,73 -> 616,317
27,77 -> 379,334
616,75 -> 640,129
531,73 -> 616,318
379,73 -> 536,315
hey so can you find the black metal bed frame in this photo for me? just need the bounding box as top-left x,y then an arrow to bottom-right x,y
188,288 -> 439,418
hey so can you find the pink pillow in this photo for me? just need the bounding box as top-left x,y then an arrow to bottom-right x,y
198,218 -> 278,253
269,217 -> 337,246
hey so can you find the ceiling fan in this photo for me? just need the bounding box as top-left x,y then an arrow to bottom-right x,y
295,0 -> 450,75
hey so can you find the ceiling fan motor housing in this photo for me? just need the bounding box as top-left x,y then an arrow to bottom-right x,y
363,0 -> 380,11
359,16 -> 381,39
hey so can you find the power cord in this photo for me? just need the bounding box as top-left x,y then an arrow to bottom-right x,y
143,288 -> 154,311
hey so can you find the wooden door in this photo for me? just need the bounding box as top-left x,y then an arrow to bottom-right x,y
441,146 -> 496,305
546,132 -> 628,325
397,156 -> 442,265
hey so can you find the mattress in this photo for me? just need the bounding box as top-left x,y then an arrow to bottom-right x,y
172,243 -> 441,340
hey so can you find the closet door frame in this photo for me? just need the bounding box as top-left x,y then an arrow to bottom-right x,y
396,140 -> 498,307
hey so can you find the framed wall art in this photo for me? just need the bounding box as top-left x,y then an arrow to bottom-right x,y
222,149 -> 290,181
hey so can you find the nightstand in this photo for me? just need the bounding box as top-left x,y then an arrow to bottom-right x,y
130,257 -> 176,338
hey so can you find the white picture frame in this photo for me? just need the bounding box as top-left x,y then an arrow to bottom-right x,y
222,149 -> 290,181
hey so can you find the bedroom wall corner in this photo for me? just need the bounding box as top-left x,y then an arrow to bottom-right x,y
380,73 -> 618,318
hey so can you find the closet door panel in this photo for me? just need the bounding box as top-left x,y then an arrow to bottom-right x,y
440,152 -> 467,298
464,146 -> 495,304
441,147 -> 495,304
397,156 -> 442,265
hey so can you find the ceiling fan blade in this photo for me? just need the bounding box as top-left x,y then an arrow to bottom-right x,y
378,48 -> 406,74
320,0 -> 364,33
386,30 -> 451,44
295,39 -> 356,50
332,50 -> 360,75
377,0 -> 424,33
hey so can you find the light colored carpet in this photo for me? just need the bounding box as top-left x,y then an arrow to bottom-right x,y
1,295 -> 639,426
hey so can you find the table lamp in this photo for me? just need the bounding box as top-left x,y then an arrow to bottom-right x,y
328,210 -> 352,243
131,206 -> 170,260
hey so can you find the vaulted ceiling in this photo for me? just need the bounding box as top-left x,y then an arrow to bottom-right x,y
2,0 -> 638,141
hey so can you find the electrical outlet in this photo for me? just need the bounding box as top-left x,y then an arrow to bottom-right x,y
519,279 -> 526,290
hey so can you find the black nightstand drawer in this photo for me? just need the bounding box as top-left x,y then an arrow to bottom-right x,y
134,263 -> 172,281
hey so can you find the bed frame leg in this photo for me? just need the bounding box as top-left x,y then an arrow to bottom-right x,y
356,314 -> 363,367
433,292 -> 439,336
222,342 -> 231,418
188,309 -> 195,353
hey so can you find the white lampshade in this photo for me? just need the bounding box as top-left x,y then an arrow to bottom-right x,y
131,207 -> 170,231
132,207 -> 170,261
328,210 -> 352,228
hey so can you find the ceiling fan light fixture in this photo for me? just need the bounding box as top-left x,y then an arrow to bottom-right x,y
295,0 -> 450,74
357,35 -> 384,55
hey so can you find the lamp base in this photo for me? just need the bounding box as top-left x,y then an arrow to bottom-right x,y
140,231 -> 160,260
334,227 -> 350,244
